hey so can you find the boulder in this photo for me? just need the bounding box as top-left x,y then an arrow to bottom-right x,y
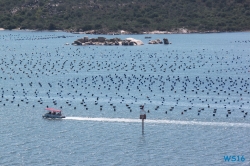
74,40 -> 82,45
83,37 -> 89,42
163,38 -> 169,44
126,38 -> 143,45
148,40 -> 156,44
98,37 -> 106,42
156,39 -> 163,44
89,38 -> 98,42
114,38 -> 122,42
148,39 -> 163,44
77,38 -> 85,43
122,41 -> 129,45
109,38 -> 115,43
129,41 -> 134,46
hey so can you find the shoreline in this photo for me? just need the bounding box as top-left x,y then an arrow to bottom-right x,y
0,28 -> 249,35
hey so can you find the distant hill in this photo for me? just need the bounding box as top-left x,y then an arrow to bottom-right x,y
1,0 -> 250,33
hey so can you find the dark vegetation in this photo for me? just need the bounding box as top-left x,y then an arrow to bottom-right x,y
0,0 -> 250,33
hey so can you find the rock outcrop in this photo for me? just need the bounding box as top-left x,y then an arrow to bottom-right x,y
148,39 -> 163,44
126,38 -> 144,45
147,38 -> 171,44
73,37 -> 143,46
163,38 -> 170,44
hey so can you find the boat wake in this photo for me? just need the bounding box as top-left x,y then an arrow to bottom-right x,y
65,117 -> 250,128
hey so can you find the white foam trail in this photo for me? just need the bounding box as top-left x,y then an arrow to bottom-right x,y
65,117 -> 250,128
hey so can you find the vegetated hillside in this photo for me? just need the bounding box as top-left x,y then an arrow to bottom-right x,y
1,0 -> 250,33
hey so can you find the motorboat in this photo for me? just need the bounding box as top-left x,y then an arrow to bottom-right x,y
43,107 -> 65,119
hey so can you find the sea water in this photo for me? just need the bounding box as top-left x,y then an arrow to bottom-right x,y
0,31 -> 249,166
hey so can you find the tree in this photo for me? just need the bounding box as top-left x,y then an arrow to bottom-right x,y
48,23 -> 56,30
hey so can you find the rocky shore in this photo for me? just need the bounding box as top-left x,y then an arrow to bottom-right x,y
0,28 -> 224,35
70,28 -> 221,35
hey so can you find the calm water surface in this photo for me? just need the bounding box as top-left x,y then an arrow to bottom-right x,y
0,31 -> 249,166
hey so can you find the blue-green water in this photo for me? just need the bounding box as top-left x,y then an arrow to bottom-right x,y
0,31 -> 249,166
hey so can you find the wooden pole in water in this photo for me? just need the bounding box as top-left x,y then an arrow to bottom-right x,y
140,105 -> 146,135
142,118 -> 144,134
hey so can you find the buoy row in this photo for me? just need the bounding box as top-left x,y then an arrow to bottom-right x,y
0,33 -> 249,119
